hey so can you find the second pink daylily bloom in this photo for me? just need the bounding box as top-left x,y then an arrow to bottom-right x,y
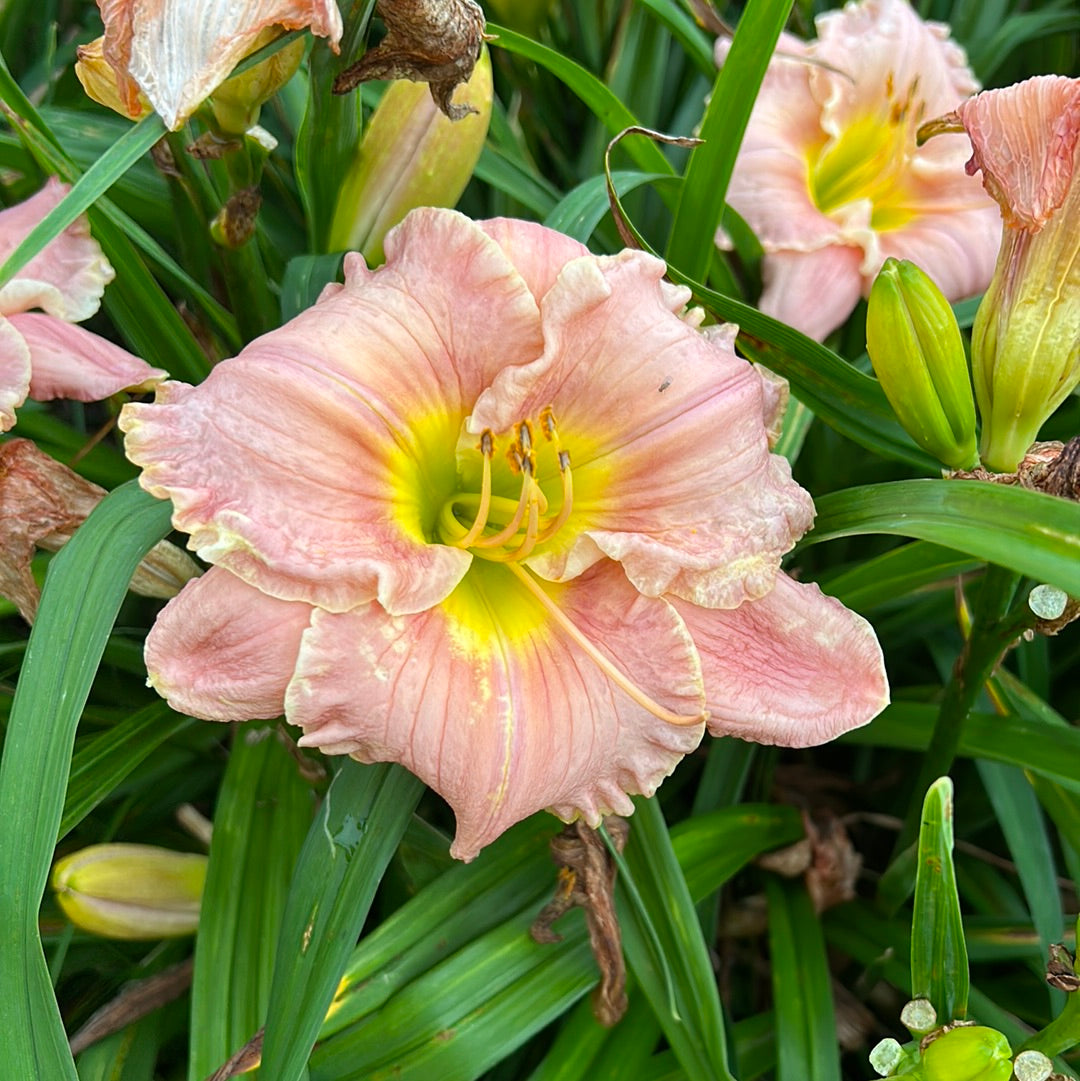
719,0 -> 1000,341
93,0 -> 343,129
121,209 -> 888,860
0,178 -> 165,432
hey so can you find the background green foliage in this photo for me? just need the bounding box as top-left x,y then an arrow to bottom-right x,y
0,1 -> 1078,1078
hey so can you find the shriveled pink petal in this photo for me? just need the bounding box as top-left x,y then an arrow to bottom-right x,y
673,573 -> 888,746
286,561 -> 705,860
0,316 -> 32,432
0,177 -> 114,321
14,313 -> 166,403
145,566 -> 312,720
99,0 -> 343,129
121,210 -> 546,615
757,246 -> 865,341
955,76 -> 1080,230
470,248 -> 815,607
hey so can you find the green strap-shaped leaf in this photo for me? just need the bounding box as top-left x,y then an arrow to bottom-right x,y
619,796 -> 734,1081
258,759 -> 424,1080
911,777 -> 969,1021
666,0 -> 794,281
189,727 -> 315,1080
0,482 -> 173,1081
488,25 -> 674,178
806,480 -> 1080,596
766,875 -> 841,1081
60,702 -> 194,840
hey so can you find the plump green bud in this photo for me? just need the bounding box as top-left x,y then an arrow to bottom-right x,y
51,843 -> 207,940
866,258 -> 979,470
921,1026 -> 1013,1081
328,46 -> 493,263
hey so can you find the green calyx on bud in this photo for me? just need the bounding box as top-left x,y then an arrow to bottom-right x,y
328,46 -> 493,264
51,843 -> 207,940
867,258 -> 979,470
921,1025 -> 1013,1081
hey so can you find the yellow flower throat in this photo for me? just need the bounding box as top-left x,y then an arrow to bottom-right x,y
809,74 -> 925,231
437,406 -> 573,561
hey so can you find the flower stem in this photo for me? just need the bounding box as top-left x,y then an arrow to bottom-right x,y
1019,989 -> 1080,1059
894,565 -> 1031,858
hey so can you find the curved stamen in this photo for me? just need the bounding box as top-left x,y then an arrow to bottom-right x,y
485,489 -> 542,563
506,563 -> 707,728
455,431 -> 494,548
473,457 -> 534,549
535,450 -> 573,545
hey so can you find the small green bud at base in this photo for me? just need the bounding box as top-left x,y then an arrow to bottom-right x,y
921,1026 -> 1013,1081
866,258 -> 978,470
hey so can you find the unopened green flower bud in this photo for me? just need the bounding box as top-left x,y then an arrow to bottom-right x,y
210,29 -> 306,135
866,258 -> 978,470
328,46 -> 493,264
921,1026 -> 1013,1081
51,843 -> 207,940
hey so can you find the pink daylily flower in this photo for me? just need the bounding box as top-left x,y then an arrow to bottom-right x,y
120,209 -> 888,860
0,178 -> 166,433
95,0 -> 343,129
718,0 -> 1000,341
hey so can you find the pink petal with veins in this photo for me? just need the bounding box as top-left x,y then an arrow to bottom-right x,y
757,246 -> 865,341
470,248 -> 815,608
0,177 -> 114,321
121,210 -> 547,615
145,566 -> 313,721
15,313 -> 166,402
0,317 -> 32,432
674,573 -> 889,746
287,560 -> 705,861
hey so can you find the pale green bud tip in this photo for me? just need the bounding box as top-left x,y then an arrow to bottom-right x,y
866,258 -> 978,470
1013,1050 -> 1053,1081
900,998 -> 938,1034
922,1026 -> 1013,1081
51,843 -> 207,940
870,1039 -> 905,1076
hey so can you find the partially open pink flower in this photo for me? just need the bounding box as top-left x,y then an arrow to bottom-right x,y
940,76 -> 1080,471
718,0 -> 1000,340
92,0 -> 343,129
121,209 -> 888,859
0,178 -> 165,433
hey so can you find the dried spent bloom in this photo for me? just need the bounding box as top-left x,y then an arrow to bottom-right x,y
0,439 -> 200,622
937,76 -> 1080,472
87,0 -> 343,130
717,0 -> 999,341
333,0 -> 486,120
0,178 -> 165,433
121,209 -> 888,860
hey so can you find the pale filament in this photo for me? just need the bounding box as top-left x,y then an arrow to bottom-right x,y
455,431 -> 494,548
506,563 -> 707,728
446,410 -> 574,560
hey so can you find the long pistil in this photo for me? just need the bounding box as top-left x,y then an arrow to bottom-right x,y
506,563 -> 708,728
